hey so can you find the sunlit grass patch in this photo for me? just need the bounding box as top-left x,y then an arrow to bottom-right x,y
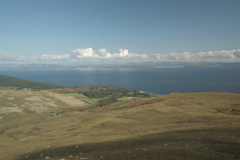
61,87 -> 153,106
0,86 -> 18,90
118,96 -> 143,102
64,93 -> 99,104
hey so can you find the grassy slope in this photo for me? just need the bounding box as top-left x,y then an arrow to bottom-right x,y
0,90 -> 240,160
56,86 -> 152,106
0,75 -> 64,90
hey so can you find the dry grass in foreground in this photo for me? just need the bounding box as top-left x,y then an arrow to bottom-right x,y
0,91 -> 240,160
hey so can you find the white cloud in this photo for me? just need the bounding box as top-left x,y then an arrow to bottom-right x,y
117,49 -> 129,57
71,48 -> 149,61
0,52 -> 23,61
99,48 -> 112,58
70,48 -> 240,62
72,48 -> 99,58
108,49 -> 133,58
233,50 -> 240,58
153,49 -> 240,62
1,48 -> 240,64
38,54 -> 71,61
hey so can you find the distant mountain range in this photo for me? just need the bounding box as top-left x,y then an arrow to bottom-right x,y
0,62 -> 240,70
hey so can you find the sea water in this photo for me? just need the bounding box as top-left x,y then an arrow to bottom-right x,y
0,67 -> 240,95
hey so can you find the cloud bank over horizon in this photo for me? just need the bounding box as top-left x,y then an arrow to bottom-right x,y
1,48 -> 240,64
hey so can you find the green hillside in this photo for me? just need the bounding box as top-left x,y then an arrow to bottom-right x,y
0,75 -> 64,90
57,86 -> 152,106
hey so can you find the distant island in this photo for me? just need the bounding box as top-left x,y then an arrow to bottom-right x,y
1,62 -> 240,70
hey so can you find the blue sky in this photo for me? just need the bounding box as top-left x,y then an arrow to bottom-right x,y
1,0 -> 240,64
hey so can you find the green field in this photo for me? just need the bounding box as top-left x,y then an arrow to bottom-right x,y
57,86 -> 152,106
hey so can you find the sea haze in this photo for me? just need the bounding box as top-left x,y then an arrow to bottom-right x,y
0,67 -> 239,95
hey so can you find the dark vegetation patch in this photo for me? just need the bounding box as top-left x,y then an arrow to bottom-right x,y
215,107 -> 240,115
0,75 -> 64,90
229,108 -> 240,115
57,86 -> 152,107
16,129 -> 240,160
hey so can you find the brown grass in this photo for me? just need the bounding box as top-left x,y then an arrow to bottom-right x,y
0,92 -> 240,160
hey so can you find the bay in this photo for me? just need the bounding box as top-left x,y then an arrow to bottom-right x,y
0,67 -> 240,95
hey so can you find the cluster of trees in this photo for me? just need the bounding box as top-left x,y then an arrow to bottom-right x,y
80,87 -> 130,98
97,95 -> 118,106
79,86 -> 152,106
81,87 -> 151,99
128,90 -> 152,98
82,90 -> 113,98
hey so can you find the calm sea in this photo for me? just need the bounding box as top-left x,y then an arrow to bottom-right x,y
0,67 -> 240,95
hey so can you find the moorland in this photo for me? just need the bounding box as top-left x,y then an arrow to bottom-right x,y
0,75 -> 240,160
